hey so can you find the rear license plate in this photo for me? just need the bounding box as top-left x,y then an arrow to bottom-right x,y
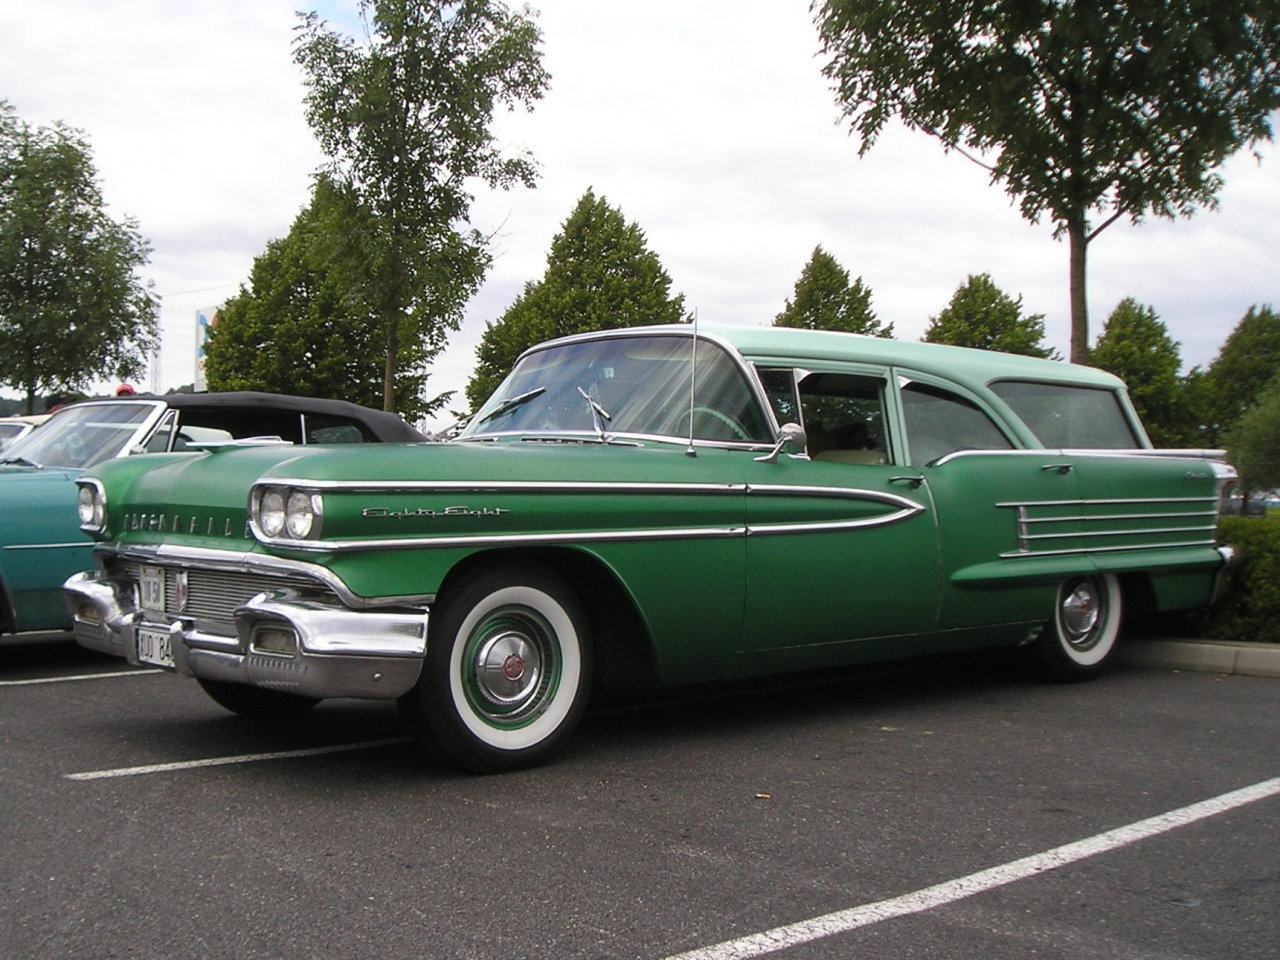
139,566 -> 165,612
137,626 -> 175,668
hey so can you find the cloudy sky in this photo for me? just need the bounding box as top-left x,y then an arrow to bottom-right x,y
4,0 -> 1277,429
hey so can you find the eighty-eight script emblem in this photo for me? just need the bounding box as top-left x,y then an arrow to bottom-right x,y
362,505 -> 511,520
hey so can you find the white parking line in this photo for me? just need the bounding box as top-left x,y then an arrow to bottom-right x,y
1,668 -> 163,686
662,776 -> 1280,960
65,737 -> 415,780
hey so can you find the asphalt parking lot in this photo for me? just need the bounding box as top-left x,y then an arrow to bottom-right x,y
4,632 -> 1278,960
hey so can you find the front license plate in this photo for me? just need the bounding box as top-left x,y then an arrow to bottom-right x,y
137,626 -> 175,668
139,565 -> 165,612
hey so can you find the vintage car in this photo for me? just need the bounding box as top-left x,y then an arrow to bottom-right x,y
2,392 -> 424,636
65,326 -> 1234,771
0,414 -> 49,451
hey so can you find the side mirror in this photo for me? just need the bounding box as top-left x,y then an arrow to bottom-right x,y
755,422 -> 807,463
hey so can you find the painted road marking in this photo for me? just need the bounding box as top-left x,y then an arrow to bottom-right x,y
662,776 -> 1280,960
65,737 -> 414,781
1,668 -> 163,686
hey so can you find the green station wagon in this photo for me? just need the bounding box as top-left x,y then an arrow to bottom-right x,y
65,326 -> 1235,771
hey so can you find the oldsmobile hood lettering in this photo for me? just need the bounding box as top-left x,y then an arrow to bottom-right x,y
362,505 -> 512,520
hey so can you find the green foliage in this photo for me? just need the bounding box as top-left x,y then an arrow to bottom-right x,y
204,187 -> 441,417
294,0 -> 549,412
814,2 -> 1280,361
1088,298 -> 1192,447
0,101 -> 156,413
1205,517 -> 1280,644
922,274 -> 1057,358
1200,304 -> 1280,446
465,189 -> 687,410
774,246 -> 893,337
1224,377 -> 1280,494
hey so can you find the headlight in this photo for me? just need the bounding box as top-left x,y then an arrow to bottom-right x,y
285,490 -> 319,539
252,485 -> 322,541
257,488 -> 287,538
77,481 -> 107,533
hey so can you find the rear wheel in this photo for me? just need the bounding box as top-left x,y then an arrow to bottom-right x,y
400,564 -> 591,773
196,678 -> 321,718
1029,573 -> 1122,682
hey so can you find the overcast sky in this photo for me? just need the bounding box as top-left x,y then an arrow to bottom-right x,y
4,0 -> 1277,429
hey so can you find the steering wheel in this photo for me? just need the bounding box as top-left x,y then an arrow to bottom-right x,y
690,406 -> 751,442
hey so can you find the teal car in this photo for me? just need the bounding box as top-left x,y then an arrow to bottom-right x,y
65,326 -> 1235,771
1,393 -> 424,636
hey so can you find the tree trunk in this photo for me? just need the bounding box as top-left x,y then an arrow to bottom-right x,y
383,317 -> 398,413
1067,218 -> 1089,363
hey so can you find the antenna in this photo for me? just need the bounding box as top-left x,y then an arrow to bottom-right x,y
686,310 -> 698,457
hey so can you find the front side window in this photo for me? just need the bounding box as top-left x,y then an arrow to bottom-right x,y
989,380 -> 1142,449
901,382 -> 1013,466
2,402 -> 155,469
463,335 -> 772,444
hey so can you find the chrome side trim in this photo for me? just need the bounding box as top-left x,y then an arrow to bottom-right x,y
258,479 -> 747,495
996,495 -> 1222,559
251,481 -> 927,552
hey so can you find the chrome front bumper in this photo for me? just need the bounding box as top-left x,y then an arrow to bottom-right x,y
64,569 -> 427,700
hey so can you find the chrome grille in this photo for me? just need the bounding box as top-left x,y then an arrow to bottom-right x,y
115,560 -> 334,625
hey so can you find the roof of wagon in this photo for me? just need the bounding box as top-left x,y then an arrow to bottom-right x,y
698,324 -> 1124,391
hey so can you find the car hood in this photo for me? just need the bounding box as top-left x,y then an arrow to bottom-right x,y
0,463 -> 84,486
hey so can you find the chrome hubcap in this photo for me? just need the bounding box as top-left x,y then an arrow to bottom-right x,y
475,630 -> 543,708
1060,580 -> 1102,648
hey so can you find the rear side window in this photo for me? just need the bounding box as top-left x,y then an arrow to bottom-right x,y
901,382 -> 1013,466
990,380 -> 1141,449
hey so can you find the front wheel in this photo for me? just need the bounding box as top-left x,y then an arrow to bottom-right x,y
400,564 -> 592,773
1029,573 -> 1122,682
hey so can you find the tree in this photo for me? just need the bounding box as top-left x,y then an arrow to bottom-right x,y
922,273 -> 1057,358
0,101 -> 156,413
814,2 -> 1280,361
204,183 -> 436,415
773,245 -> 893,337
294,0 -> 549,413
1088,298 -> 1191,447
1200,304 -> 1280,445
1224,375 -> 1280,494
465,189 -> 688,410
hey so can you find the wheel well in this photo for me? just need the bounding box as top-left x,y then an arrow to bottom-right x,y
431,548 -> 661,694
0,573 -> 15,634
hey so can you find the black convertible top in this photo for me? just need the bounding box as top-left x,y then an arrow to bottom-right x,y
106,391 -> 427,443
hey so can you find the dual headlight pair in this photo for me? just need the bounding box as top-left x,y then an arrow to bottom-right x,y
251,485 -> 323,541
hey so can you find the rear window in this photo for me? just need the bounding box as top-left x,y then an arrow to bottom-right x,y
990,380 -> 1142,449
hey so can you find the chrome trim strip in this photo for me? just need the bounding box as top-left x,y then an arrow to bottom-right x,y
4,542 -> 90,551
258,479 -> 747,495
251,482 -> 927,552
1000,540 -> 1219,559
997,496 -> 1218,508
1017,510 -> 1219,524
1018,524 -> 1218,541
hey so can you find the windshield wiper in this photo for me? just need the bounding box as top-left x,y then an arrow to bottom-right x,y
476,387 -> 545,425
0,456 -> 41,468
577,386 -> 612,441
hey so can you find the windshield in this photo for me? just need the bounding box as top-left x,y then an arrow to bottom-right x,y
2,402 -> 156,469
463,334 -> 772,444
989,380 -> 1143,449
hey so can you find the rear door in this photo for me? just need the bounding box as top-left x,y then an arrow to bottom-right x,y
738,367 -> 939,656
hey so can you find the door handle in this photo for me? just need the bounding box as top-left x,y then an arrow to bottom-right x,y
890,475 -> 924,488
1041,463 -> 1074,474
